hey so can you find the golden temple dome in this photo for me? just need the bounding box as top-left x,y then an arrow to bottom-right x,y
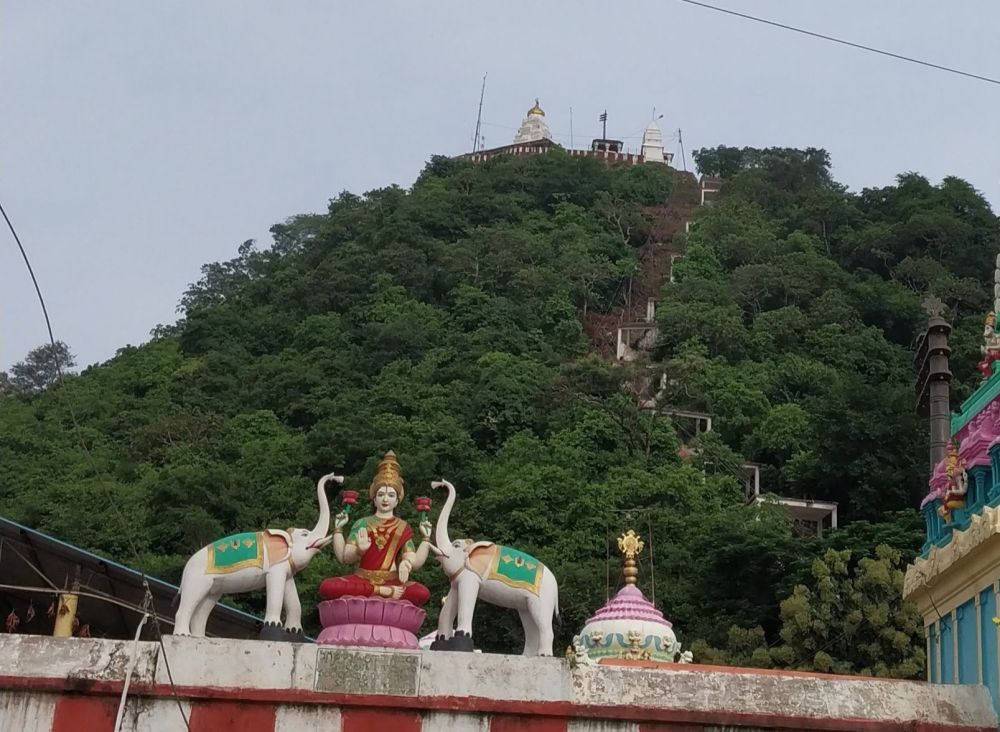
527,99 -> 545,116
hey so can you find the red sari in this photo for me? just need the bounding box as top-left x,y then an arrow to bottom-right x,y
320,516 -> 430,606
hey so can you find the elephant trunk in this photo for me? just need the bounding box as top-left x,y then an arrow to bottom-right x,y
435,481 -> 456,554
309,474 -> 331,542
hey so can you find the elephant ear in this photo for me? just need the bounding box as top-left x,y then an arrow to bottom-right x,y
465,541 -> 496,576
263,529 -> 292,565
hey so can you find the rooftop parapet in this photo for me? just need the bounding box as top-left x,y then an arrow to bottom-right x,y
0,633 -> 994,731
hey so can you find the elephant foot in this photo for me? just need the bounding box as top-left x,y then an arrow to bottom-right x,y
448,631 -> 475,652
429,634 -> 450,651
259,622 -> 289,642
283,628 -> 306,643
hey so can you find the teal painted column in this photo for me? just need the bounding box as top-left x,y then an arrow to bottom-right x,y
989,444 -> 1000,506
941,614 -> 955,683
978,585 -> 998,713
929,622 -> 939,683
958,598 -> 978,683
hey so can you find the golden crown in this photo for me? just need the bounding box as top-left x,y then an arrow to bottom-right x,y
369,450 -> 404,500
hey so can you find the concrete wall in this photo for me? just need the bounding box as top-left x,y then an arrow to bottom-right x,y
0,634 -> 995,731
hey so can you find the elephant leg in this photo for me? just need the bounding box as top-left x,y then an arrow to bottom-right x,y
174,576 -> 211,636
189,591 -> 221,637
437,590 -> 457,639
455,577 -> 479,636
518,609 -> 539,657
282,577 -> 302,632
527,599 -> 554,657
263,567 -> 287,626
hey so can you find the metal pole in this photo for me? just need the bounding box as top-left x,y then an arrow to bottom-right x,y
473,73 -> 487,153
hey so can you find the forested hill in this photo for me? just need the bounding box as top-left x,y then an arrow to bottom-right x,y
1,148 -> 996,674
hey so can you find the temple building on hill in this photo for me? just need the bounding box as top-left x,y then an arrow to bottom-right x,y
905,259 -> 1000,713
459,98 -> 670,166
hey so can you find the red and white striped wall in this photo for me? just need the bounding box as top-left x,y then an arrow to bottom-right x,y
0,634 -> 995,732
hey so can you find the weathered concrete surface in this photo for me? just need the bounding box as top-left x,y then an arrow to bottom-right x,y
0,634 -> 158,685
153,635 -> 301,689
417,649 -> 571,701
0,691 -> 57,732
571,663 -> 993,728
0,634 -> 995,731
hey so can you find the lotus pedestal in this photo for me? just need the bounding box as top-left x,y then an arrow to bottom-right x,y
315,597 -> 425,650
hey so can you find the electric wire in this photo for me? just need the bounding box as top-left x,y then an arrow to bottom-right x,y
677,0 -> 1000,87
1,200 -> 192,731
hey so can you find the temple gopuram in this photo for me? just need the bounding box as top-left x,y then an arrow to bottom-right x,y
905,257 -> 1000,712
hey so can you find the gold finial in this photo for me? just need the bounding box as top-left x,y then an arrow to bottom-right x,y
617,530 -> 644,585
369,450 -> 405,500
527,98 -> 545,116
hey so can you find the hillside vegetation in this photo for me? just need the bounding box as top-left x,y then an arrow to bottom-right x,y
2,147 -> 996,675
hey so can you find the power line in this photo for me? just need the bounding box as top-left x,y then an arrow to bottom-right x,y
1,200 -> 192,731
676,0 -> 1000,87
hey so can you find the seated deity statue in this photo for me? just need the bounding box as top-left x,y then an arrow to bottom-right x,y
319,451 -> 431,606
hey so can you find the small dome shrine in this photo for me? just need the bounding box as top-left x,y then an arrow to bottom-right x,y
513,99 -> 552,144
574,529 -> 692,665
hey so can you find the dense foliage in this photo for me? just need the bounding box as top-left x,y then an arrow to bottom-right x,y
1,146 -> 996,676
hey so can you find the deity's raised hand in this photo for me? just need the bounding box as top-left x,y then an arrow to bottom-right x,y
356,527 -> 372,552
333,511 -> 350,532
398,558 -> 412,583
419,519 -> 432,540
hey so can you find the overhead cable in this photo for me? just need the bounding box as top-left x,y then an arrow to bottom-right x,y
677,0 -> 1000,87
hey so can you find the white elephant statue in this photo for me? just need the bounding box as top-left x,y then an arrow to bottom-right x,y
429,479 -> 559,656
173,472 -> 341,639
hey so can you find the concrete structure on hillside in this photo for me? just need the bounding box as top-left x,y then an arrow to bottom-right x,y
906,259 -> 1000,712
1,633 -> 995,731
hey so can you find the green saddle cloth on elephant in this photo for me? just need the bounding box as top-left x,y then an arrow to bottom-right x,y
206,531 -> 264,574
488,546 -> 543,595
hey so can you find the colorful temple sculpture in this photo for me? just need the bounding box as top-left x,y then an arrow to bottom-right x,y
317,451 -> 432,649
573,529 -> 692,666
172,472 -> 339,641
429,479 -> 559,655
905,255 -> 1000,712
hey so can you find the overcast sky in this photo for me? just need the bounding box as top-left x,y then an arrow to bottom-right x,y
4,1 -> 999,369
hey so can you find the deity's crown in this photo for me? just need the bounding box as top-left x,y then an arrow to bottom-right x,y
987,312 -> 997,326
369,450 -> 404,500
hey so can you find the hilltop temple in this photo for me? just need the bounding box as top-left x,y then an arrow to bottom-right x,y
460,98 -> 673,166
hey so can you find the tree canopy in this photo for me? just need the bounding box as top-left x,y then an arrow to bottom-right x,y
2,146 -> 994,676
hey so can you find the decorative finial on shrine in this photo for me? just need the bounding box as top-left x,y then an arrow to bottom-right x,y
617,530 -> 644,585
922,295 -> 945,318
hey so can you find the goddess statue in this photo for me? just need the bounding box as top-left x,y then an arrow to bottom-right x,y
319,451 -> 431,606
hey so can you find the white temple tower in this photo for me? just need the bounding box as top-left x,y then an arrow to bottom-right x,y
513,99 -> 552,144
641,118 -> 672,165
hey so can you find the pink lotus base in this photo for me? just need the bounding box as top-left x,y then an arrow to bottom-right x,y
315,597 -> 426,650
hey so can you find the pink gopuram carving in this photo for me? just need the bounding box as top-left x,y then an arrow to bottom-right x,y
922,397 -> 1000,510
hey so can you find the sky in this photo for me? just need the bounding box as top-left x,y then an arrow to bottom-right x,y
3,1 -> 1000,369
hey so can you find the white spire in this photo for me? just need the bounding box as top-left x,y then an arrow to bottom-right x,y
513,99 -> 552,144
641,118 -> 667,165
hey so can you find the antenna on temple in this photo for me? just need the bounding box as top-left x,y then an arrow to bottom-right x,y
473,73 -> 488,153
678,128 -> 688,171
